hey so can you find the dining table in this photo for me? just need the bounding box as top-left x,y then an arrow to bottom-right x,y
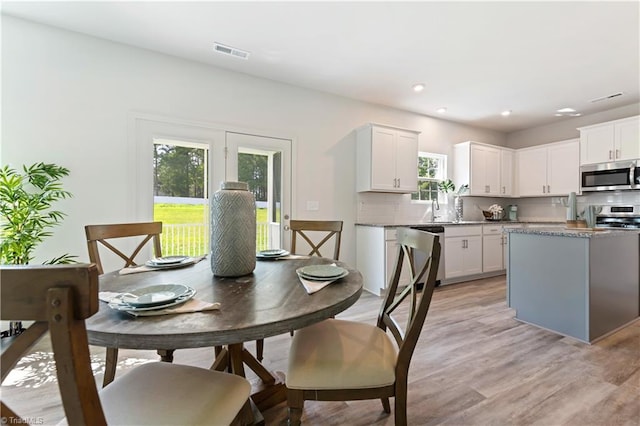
85,254 -> 363,419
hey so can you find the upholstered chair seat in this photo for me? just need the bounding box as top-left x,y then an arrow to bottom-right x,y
100,362 -> 251,426
287,319 -> 398,390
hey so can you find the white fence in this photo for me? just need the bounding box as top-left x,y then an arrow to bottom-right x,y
161,222 -> 272,255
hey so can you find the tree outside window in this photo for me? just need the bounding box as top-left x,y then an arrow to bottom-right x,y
411,152 -> 447,202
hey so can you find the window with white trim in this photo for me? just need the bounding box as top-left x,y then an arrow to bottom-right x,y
411,152 -> 447,202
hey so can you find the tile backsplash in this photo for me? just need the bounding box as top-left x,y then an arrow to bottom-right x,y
357,191 -> 640,224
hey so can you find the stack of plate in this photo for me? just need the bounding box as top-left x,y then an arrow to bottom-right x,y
145,256 -> 195,269
296,264 -> 348,281
256,249 -> 290,259
108,284 -> 196,313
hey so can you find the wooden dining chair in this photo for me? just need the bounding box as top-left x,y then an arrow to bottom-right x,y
255,219 -> 344,362
85,221 -> 163,387
0,264 -> 252,426
285,227 -> 441,425
290,220 -> 343,260
85,221 -> 163,275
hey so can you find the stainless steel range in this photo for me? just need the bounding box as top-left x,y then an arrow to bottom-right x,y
596,205 -> 640,229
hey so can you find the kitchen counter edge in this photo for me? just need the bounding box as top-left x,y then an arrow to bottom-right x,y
355,220 -> 563,228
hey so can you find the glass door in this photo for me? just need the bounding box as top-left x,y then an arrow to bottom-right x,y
225,132 -> 292,250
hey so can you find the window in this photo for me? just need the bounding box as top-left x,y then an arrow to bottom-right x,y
411,152 -> 447,202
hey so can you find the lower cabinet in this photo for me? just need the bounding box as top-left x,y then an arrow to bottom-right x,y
501,224 -> 524,269
444,226 -> 482,279
482,224 -> 504,272
356,226 -> 410,296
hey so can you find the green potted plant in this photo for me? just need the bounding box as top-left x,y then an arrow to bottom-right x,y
0,162 -> 76,337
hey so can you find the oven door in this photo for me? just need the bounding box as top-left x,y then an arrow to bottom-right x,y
580,160 -> 637,192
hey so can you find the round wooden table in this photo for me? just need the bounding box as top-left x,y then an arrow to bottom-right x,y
86,256 -> 363,414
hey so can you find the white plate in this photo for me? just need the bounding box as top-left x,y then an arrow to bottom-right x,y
297,264 -> 347,278
297,268 -> 349,281
257,249 -> 290,259
109,286 -> 196,311
119,284 -> 191,307
149,255 -> 189,265
145,257 -> 196,269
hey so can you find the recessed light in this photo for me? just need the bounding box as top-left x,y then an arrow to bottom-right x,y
501,110 -> 512,117
436,107 -> 447,114
556,107 -> 576,113
412,83 -> 425,92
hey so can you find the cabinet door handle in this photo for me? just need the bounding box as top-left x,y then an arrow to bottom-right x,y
393,178 -> 397,188
397,178 -> 400,188
502,186 -> 505,194
547,185 -> 550,193
616,149 -> 620,159
542,185 -> 546,193
609,150 -> 613,160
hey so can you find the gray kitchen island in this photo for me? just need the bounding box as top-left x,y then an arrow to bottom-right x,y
507,227 -> 639,343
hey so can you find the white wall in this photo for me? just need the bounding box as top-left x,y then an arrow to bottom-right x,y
1,16 -> 506,267
506,103 -> 640,149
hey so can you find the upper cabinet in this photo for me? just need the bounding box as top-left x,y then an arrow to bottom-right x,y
356,124 -> 419,193
578,116 -> 640,165
517,139 -> 580,196
454,141 -> 512,196
500,149 -> 514,196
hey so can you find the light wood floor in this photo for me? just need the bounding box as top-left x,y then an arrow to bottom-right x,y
3,275 -> 639,425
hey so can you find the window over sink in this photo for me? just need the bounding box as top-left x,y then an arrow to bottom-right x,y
411,152 -> 447,202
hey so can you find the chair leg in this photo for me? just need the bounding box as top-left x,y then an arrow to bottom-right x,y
256,339 -> 264,362
381,397 -> 391,413
394,389 -> 408,426
102,347 -> 118,387
287,388 -> 304,426
156,349 -> 174,362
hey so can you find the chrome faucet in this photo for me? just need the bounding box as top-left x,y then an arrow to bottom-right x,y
430,198 -> 440,222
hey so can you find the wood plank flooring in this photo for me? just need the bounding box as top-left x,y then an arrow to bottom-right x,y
2,275 -> 639,425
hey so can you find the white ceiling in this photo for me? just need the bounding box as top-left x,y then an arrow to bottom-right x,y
3,1 -> 639,133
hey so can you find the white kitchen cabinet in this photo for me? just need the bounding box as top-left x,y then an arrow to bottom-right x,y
500,149 -> 514,196
356,226 -> 411,296
501,224 -> 524,271
454,142 -> 501,196
444,226 -> 482,279
517,139 -> 579,196
482,225 -> 503,272
356,123 -> 419,193
579,116 -> 640,165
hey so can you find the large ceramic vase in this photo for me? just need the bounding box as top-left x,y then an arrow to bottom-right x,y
210,181 -> 256,277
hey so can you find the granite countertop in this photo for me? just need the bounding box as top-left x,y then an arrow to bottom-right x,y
355,220 -> 564,228
507,227 -> 640,238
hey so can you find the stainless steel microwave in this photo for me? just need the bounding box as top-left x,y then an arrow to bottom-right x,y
580,160 -> 639,192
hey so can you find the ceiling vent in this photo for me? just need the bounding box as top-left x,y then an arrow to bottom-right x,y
589,92 -> 623,103
213,42 -> 250,60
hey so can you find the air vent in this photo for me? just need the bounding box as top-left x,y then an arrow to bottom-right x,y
213,42 -> 250,60
589,92 -> 623,103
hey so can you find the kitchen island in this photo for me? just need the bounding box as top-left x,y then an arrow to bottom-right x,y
507,227 -> 640,343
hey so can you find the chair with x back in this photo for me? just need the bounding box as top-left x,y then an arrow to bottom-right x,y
0,264 -> 252,426
290,220 -> 343,260
285,227 -> 441,425
254,219 -> 344,362
84,221 -> 164,386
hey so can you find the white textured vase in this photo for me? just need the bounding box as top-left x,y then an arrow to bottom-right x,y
210,181 -> 256,277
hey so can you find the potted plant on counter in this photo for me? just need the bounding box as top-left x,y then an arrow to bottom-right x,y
0,162 -> 76,337
437,180 -> 468,222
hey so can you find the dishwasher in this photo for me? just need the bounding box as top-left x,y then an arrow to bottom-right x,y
409,225 -> 445,286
